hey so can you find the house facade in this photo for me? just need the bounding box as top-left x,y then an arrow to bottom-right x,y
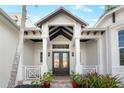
0,6 -> 124,87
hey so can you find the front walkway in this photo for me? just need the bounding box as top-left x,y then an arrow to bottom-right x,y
51,76 -> 72,88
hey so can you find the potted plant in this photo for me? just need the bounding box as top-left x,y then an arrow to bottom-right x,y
70,72 -> 82,88
42,71 -> 54,88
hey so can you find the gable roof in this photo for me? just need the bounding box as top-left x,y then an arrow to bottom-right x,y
35,7 -> 88,27
95,6 -> 124,27
0,8 -> 19,30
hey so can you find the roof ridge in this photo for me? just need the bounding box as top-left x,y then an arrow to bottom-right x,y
35,7 -> 89,27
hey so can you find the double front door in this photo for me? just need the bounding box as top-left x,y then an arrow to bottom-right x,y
53,52 -> 69,76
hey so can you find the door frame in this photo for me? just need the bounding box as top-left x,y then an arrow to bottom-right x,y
52,51 -> 70,76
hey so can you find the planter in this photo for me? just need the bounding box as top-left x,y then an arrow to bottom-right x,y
72,82 -> 80,88
43,82 -> 51,88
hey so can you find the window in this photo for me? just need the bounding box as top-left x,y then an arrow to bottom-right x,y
40,52 -> 43,63
52,44 -> 69,49
119,30 -> 124,65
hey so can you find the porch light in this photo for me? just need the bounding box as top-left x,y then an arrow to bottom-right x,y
48,52 -> 50,56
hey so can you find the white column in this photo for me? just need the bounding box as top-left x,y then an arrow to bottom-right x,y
105,27 -> 112,74
97,38 -> 104,74
75,38 -> 82,74
41,24 -> 49,75
42,37 -> 48,75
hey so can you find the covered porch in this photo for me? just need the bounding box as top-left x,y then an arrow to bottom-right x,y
21,27 -> 106,81
80,28 -> 106,74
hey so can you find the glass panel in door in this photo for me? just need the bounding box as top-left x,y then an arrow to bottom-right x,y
62,53 -> 68,68
54,53 -> 60,68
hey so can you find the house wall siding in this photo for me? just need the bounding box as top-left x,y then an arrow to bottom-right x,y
86,40 -> 98,65
0,16 -> 19,87
24,40 -> 34,66
96,7 -> 124,77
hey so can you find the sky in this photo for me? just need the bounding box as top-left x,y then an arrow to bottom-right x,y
0,5 -> 105,27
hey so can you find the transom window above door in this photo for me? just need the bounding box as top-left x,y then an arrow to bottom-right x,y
52,44 -> 69,49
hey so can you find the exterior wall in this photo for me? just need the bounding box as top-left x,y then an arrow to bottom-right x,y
116,8 -> 124,23
97,15 -> 112,28
85,40 -> 98,65
34,42 -> 42,65
96,7 -> 124,28
47,13 -> 76,25
0,15 -> 19,87
24,40 -> 34,65
109,23 -> 124,80
96,7 -> 124,77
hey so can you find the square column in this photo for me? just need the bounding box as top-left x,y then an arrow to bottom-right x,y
97,38 -> 104,74
75,38 -> 82,74
41,24 -> 49,75
42,37 -> 48,75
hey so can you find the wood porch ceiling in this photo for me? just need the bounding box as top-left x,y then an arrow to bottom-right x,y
49,26 -> 73,41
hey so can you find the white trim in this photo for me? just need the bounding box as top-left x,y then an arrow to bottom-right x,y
62,29 -> 73,36
82,28 -> 106,32
49,29 -> 60,37
118,29 -> 124,66
49,26 -> 58,32
0,8 -> 19,30
95,6 -> 124,27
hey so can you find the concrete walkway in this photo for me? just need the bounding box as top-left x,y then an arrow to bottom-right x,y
51,76 -> 72,88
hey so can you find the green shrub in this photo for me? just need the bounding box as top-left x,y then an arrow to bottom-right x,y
31,71 -> 54,87
81,73 -> 123,88
42,71 -> 54,83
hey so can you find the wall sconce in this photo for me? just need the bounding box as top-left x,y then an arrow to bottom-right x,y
48,52 -> 50,56
72,52 -> 74,56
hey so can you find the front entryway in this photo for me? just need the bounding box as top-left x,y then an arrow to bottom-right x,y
53,52 -> 69,76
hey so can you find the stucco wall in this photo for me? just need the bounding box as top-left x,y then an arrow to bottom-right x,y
86,40 -> 98,65
24,40 -> 34,65
47,13 -> 76,25
96,7 -> 124,77
96,7 -> 124,28
0,16 -> 19,87
34,42 -> 42,65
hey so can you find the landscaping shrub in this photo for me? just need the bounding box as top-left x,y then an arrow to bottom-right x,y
31,71 -> 54,88
81,72 -> 123,88
70,72 -> 82,88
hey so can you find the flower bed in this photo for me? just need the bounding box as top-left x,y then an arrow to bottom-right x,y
70,72 -> 124,88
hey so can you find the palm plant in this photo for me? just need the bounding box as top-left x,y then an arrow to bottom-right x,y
104,5 -> 118,13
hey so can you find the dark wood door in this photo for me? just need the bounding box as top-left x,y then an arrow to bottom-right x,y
53,52 -> 69,76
